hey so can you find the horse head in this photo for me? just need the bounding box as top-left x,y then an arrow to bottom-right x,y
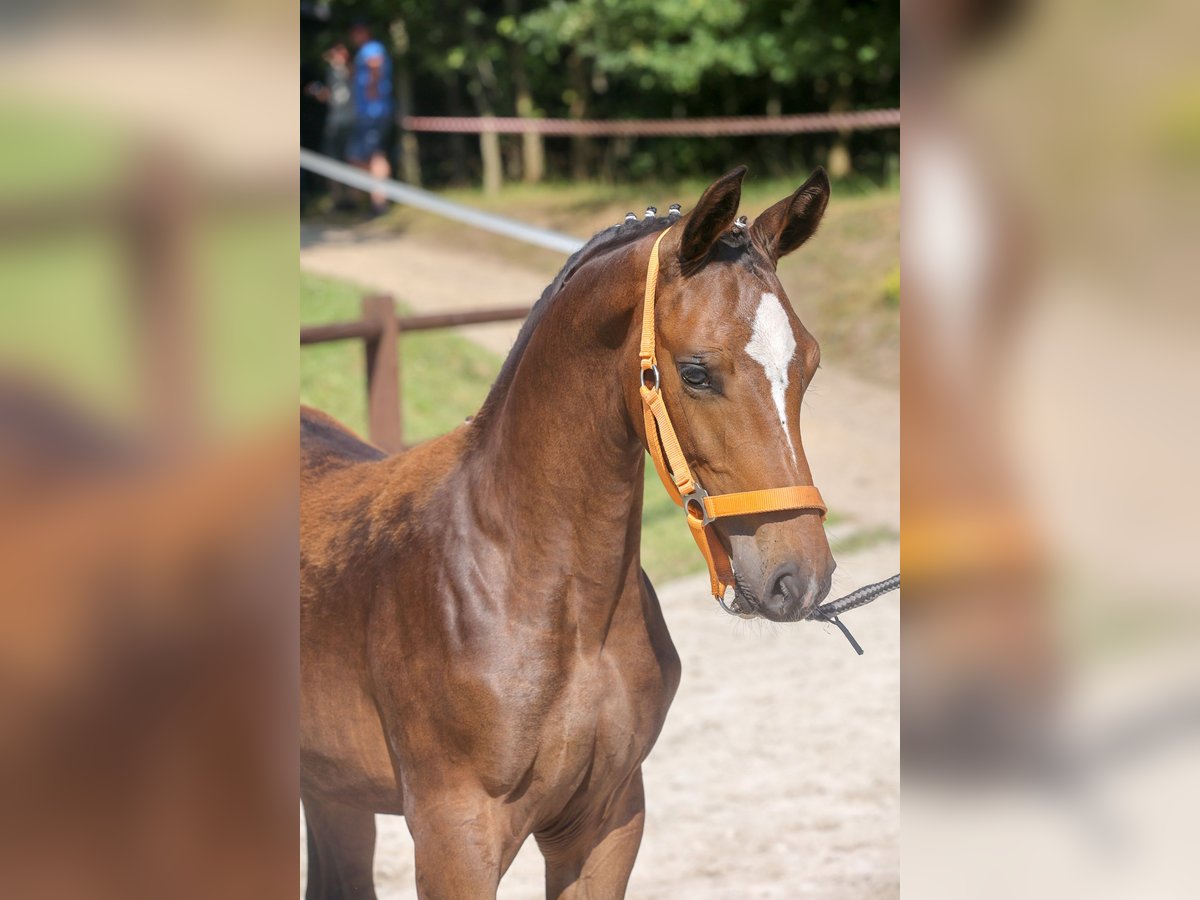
639,167 -> 836,622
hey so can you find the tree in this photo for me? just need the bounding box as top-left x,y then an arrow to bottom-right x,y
308,0 -> 899,188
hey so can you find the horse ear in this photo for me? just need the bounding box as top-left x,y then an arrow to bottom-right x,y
676,166 -> 746,271
750,168 -> 830,267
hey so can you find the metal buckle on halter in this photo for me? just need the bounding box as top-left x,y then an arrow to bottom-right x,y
717,590 -> 758,620
681,484 -> 714,526
640,361 -> 660,392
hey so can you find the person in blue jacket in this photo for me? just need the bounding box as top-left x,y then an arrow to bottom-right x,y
348,19 -> 393,215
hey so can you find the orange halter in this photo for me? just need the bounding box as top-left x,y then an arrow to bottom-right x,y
638,227 -> 828,602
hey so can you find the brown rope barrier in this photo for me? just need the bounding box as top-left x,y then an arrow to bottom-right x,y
401,109 -> 900,137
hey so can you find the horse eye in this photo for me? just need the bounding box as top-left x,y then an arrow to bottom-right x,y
679,364 -> 710,388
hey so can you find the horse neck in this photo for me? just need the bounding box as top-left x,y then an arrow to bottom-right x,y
463,244 -> 648,624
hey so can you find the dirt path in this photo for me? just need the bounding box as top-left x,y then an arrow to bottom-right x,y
302,222 -> 549,358
300,221 -> 899,897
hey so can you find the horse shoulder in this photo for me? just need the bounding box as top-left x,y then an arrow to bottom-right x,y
300,415 -> 471,597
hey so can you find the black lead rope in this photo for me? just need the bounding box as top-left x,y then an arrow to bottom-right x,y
806,573 -> 900,656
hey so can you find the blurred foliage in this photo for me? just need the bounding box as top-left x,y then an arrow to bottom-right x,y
518,0 -> 896,93
305,0 -> 898,186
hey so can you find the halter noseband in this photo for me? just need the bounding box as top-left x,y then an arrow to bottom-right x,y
637,226 -> 828,607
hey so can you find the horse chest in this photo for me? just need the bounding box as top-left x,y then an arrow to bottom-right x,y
505,646 -> 670,812
380,563 -> 680,816
436,628 -> 673,804
557,650 -> 665,755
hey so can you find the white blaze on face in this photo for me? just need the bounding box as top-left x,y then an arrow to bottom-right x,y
744,292 -> 798,464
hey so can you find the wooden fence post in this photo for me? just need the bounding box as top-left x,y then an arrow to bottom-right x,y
126,145 -> 197,449
362,294 -> 403,452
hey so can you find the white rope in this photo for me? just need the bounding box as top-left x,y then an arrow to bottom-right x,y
300,150 -> 586,256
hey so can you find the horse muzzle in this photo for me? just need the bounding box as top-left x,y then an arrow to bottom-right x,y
751,558 -> 836,622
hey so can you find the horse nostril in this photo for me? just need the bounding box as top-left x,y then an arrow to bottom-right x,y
768,564 -> 806,613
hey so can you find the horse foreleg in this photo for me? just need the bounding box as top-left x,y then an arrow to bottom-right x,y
302,793 -> 377,900
537,769 -> 646,900
407,793 -> 517,900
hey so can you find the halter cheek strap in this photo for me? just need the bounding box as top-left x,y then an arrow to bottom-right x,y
637,226 -> 827,601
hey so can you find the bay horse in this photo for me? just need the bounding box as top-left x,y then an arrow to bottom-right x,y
300,166 -> 835,899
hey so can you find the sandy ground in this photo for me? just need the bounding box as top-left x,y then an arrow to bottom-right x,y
300,221 -> 899,897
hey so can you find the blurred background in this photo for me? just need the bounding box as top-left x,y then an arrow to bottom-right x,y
902,0 -> 1200,896
0,5 -> 296,899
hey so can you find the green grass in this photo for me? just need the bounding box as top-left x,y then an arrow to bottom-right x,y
0,103 -> 129,199
830,524 -> 899,556
300,274 -> 500,444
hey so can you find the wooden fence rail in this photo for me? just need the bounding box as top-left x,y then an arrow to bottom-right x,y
401,108 -> 901,137
300,295 -> 530,452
